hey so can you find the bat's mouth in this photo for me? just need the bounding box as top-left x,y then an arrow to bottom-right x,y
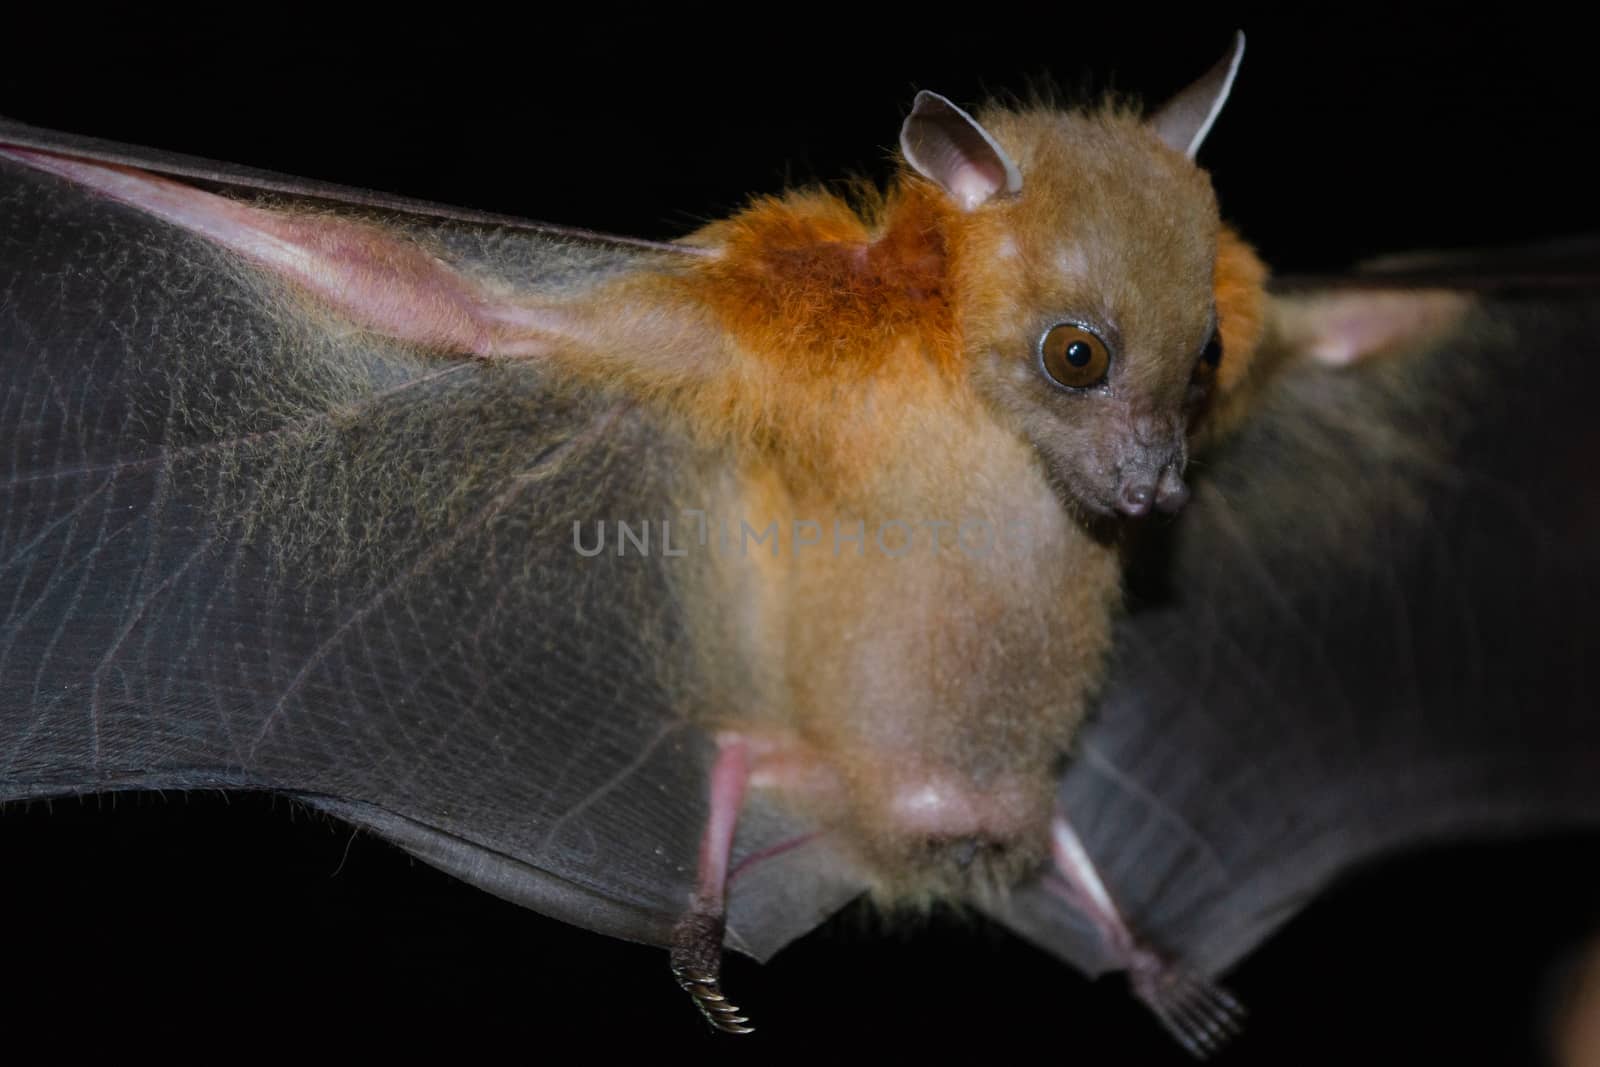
1049,473 -> 1124,525
1075,493 -> 1123,521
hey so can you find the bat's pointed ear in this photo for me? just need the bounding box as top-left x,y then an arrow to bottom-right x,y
1150,30 -> 1245,159
900,90 -> 1022,211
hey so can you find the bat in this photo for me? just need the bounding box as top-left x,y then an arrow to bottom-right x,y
3,18 -> 1600,1067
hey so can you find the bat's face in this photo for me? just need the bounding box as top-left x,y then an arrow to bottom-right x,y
960,110 -> 1235,520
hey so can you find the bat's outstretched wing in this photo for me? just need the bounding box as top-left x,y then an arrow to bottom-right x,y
0,120 -> 862,963
993,254 -> 1600,982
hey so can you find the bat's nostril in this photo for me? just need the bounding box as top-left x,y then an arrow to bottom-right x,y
1155,470 -> 1190,513
1117,481 -> 1155,517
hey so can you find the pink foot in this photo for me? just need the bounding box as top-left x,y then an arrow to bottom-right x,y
670,733 -> 755,1034
1047,812 -> 1245,1058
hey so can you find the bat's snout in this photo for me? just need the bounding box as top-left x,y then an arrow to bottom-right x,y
1116,452 -> 1189,517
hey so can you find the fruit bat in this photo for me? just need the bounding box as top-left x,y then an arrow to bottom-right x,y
2,32 -> 1598,1059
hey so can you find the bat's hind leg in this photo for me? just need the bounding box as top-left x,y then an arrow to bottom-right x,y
1047,812 -> 1245,1059
670,732 -> 755,1034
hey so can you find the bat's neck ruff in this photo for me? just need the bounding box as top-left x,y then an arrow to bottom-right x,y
685,180 -> 965,385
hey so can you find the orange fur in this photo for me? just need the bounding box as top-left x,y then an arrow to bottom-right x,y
1214,224 -> 1269,397
685,182 -> 961,382
1191,226 -> 1276,443
665,180 -> 976,494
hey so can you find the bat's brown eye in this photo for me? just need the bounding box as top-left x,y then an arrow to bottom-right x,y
1040,323 -> 1110,389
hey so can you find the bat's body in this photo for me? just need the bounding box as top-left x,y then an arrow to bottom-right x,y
3,33 -> 1599,1059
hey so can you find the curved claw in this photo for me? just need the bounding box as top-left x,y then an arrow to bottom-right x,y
673,966 -> 756,1035
1048,813 -> 1246,1057
1128,956 -> 1246,1060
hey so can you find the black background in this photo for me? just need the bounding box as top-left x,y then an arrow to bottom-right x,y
3,8 -> 1599,1064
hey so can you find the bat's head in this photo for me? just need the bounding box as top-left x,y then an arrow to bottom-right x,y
900,33 -> 1266,520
